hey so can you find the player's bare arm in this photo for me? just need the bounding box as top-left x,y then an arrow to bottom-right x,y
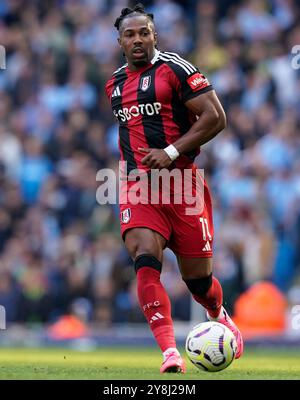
140,90 -> 226,168
174,90 -> 226,154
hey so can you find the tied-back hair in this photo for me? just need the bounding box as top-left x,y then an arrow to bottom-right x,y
114,3 -> 154,31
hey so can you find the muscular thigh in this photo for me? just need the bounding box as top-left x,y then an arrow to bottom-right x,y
177,256 -> 212,279
124,228 -> 167,261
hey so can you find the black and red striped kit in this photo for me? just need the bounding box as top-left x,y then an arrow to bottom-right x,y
105,50 -> 214,257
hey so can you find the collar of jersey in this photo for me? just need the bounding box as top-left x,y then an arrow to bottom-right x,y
126,49 -> 161,74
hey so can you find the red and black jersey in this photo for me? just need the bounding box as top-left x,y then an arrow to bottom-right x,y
105,50 -> 213,174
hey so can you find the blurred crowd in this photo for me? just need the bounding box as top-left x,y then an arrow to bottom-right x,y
0,0 -> 300,328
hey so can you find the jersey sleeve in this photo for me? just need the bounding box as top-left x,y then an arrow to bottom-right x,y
164,52 -> 213,103
105,76 -> 115,100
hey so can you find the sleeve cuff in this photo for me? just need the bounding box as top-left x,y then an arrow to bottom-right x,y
183,85 -> 214,103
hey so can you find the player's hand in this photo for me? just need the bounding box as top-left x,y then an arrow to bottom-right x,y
139,148 -> 173,169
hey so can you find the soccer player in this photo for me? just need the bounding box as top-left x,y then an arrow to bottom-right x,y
105,3 -> 243,373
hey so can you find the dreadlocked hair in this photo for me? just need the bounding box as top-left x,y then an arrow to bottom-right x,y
114,3 -> 154,31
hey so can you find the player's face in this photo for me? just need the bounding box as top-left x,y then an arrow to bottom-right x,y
118,15 -> 157,70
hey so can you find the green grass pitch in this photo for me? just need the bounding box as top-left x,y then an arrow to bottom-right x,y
0,347 -> 299,380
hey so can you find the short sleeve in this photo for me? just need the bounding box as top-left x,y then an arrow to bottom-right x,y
163,52 -> 213,103
105,77 -> 115,100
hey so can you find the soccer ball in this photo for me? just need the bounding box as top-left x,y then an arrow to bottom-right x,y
185,321 -> 237,372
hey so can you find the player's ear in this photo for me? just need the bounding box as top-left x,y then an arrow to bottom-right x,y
117,37 -> 125,56
154,31 -> 157,46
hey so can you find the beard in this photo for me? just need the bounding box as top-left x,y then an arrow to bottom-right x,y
132,58 -> 148,67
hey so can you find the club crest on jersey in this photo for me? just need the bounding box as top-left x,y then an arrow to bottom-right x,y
121,208 -> 131,223
140,76 -> 151,91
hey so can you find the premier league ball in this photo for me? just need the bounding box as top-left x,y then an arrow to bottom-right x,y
185,321 -> 237,372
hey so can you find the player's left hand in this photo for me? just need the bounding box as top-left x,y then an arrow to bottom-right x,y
139,148 -> 174,169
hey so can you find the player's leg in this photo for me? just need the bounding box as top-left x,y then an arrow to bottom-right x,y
169,172 -> 243,358
178,257 -> 223,318
125,227 -> 185,373
178,256 -> 244,359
